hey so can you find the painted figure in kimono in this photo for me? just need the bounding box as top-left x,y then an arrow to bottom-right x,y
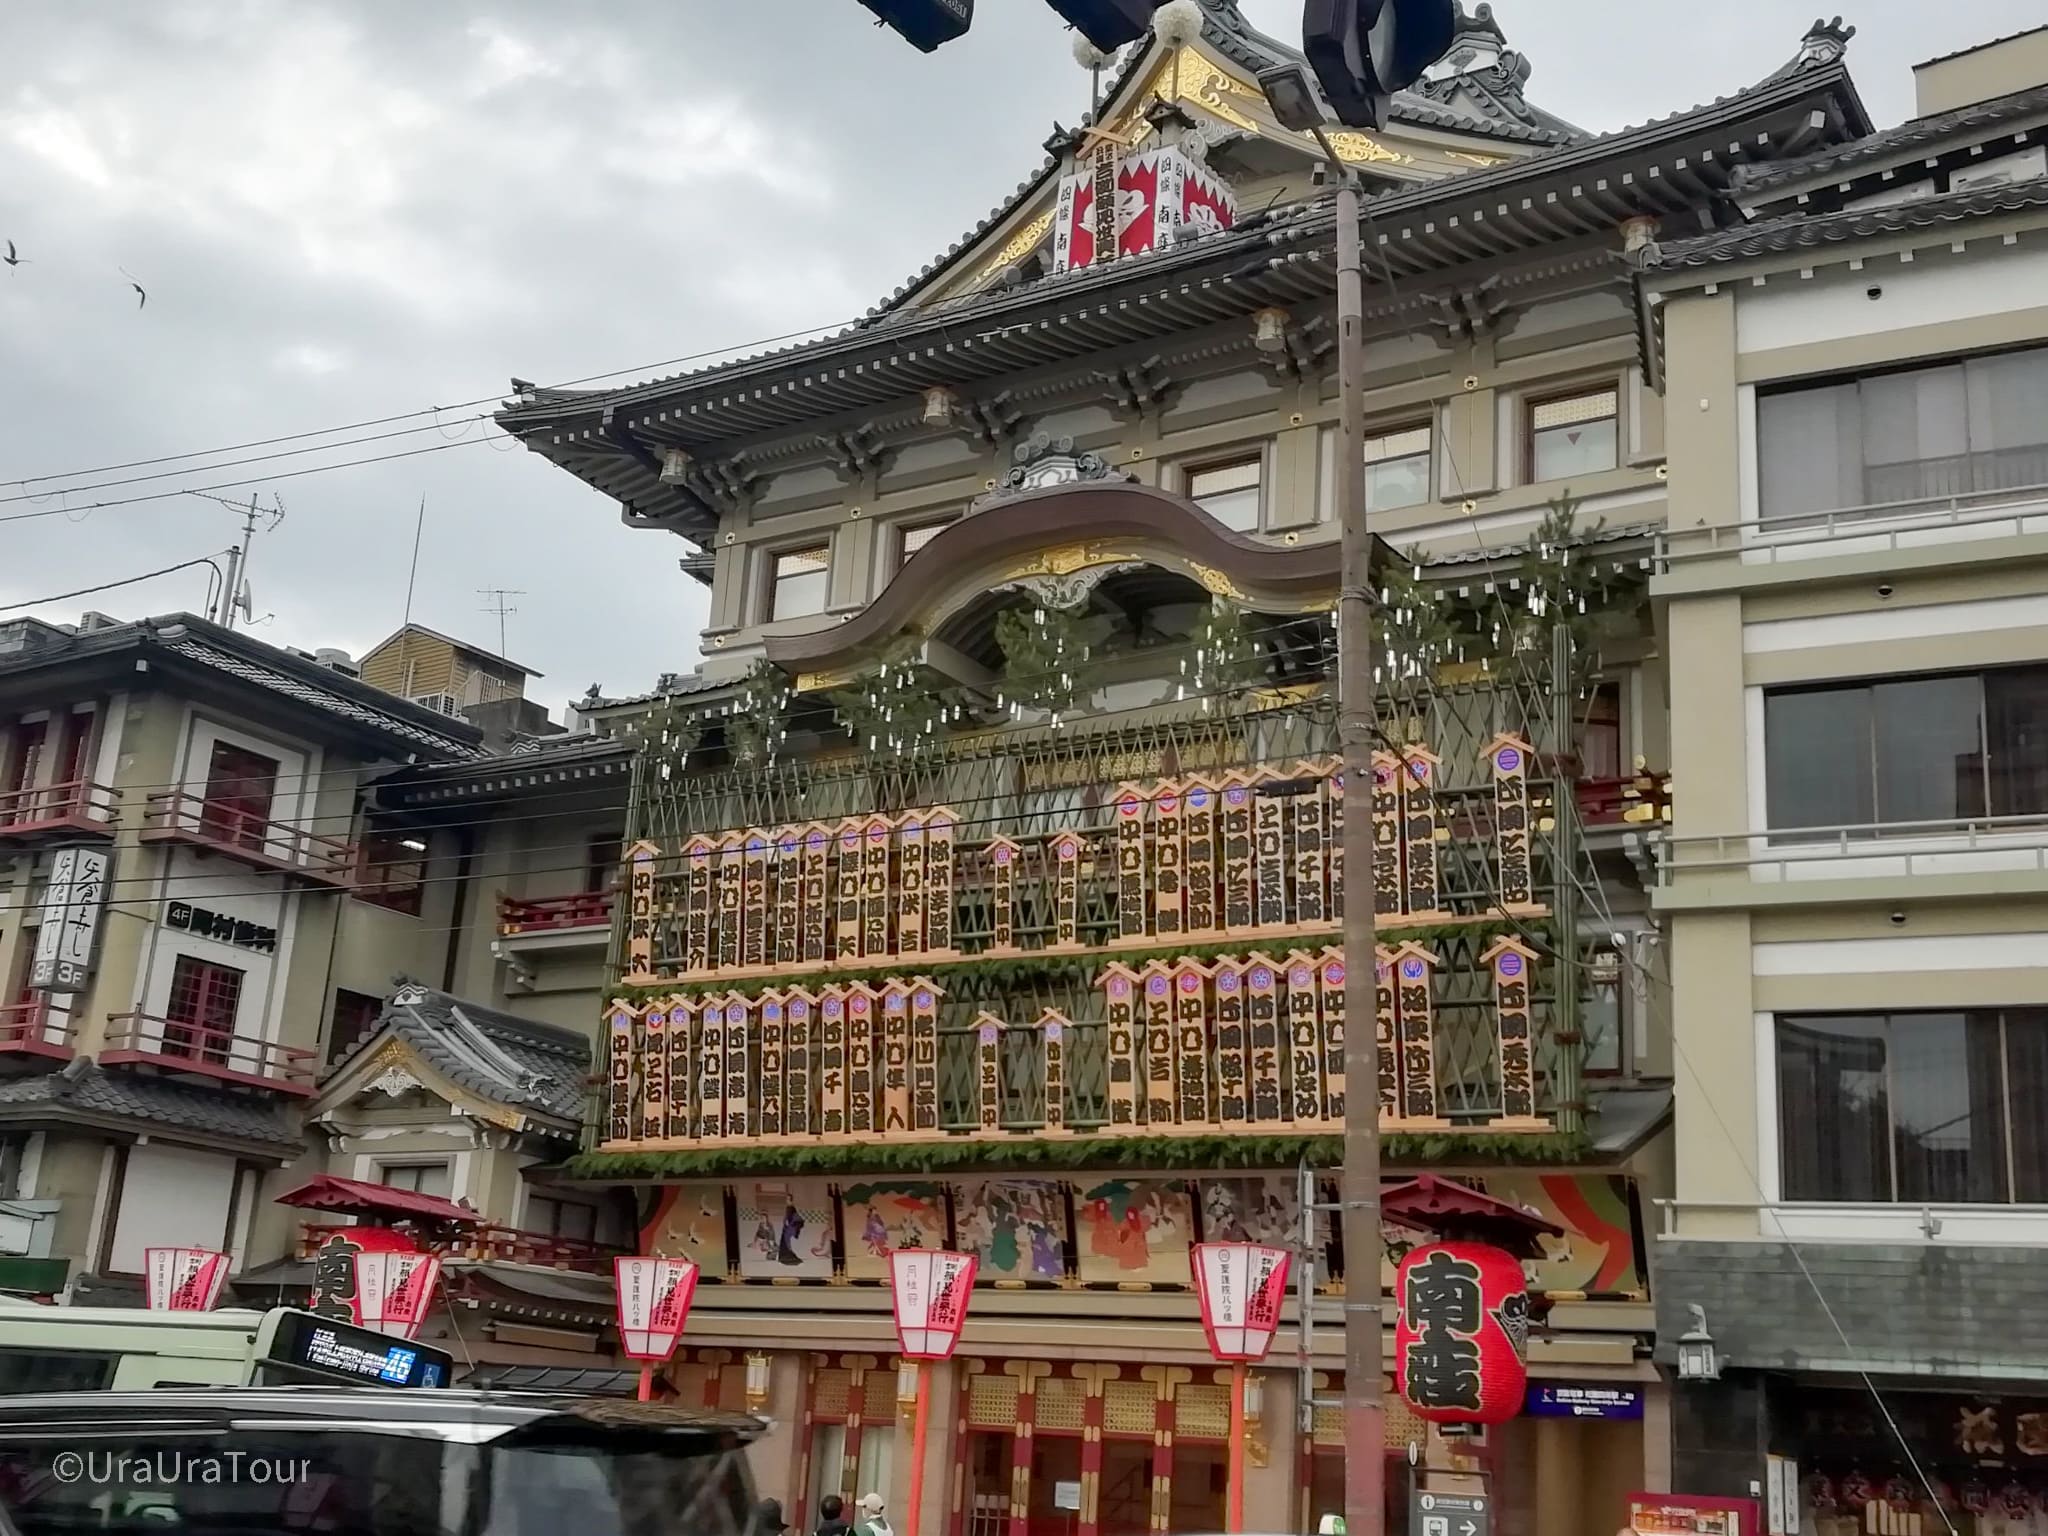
777,1204 -> 806,1265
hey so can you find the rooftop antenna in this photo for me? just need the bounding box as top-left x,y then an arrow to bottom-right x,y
200,491 -> 284,630
477,588 -> 525,658
397,495 -> 427,698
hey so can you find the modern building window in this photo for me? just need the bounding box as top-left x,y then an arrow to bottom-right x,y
356,821 -> 427,915
199,741 -> 279,851
164,954 -> 244,1061
897,518 -> 954,568
526,1193 -> 599,1243
1188,455 -> 1263,533
769,546 -> 831,622
377,1162 -> 453,1198
1764,665 -> 2048,833
2,720 -> 46,803
1777,1009 -> 2048,1204
1365,424 -> 1433,511
328,988 -> 383,1065
1528,387 -> 1619,482
1758,344 -> 2048,521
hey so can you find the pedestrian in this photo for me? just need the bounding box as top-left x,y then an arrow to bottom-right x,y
815,1495 -> 852,1536
751,1500 -> 789,1536
854,1493 -> 893,1536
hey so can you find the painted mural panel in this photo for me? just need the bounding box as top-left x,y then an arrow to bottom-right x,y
643,1183 -> 730,1278
841,1180 -> 948,1282
1199,1174 -> 1302,1248
955,1179 -> 1068,1284
1375,1173 -> 1644,1298
1075,1177 -> 1194,1286
736,1180 -> 835,1280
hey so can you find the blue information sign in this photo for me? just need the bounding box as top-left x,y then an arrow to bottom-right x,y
1525,1384 -> 1644,1419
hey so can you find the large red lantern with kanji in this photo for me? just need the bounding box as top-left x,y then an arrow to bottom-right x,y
1394,1240 -> 1529,1424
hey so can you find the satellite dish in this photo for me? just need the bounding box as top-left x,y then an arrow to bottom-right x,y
235,579 -> 254,618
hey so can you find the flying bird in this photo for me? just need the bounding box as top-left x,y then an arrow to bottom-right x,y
120,267 -> 146,308
2,241 -> 24,267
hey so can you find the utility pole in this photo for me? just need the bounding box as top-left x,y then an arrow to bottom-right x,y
477,589 -> 525,657
209,492 -> 283,630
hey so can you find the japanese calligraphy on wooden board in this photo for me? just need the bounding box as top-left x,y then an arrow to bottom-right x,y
846,984 -> 879,1136
626,841 -> 659,982
715,833 -> 744,972
1318,948 -> 1348,1122
1050,831 -> 1085,949
757,991 -> 787,1139
1327,761 -> 1346,921
1486,735 -> 1539,912
818,987 -> 849,1137
896,815 -> 928,959
926,809 -> 958,955
1171,960 -> 1211,1127
910,981 -> 943,1133
1401,749 -> 1446,919
1115,784 -> 1149,940
772,828 -> 802,967
1283,954 -> 1321,1126
1220,775 -> 1256,932
1246,957 -> 1284,1126
860,815 -> 892,960
1371,753 -> 1403,918
696,1000 -> 725,1143
682,835 -> 716,974
1141,963 -> 1175,1126
879,982 -> 913,1135
722,993 -> 753,1139
666,998 -> 697,1140
639,1004 -> 668,1142
1293,768 -> 1331,925
1035,1011 -> 1071,1134
833,822 -> 863,961
1155,780 -> 1187,939
1253,773 -> 1289,930
1183,778 -> 1220,934
1481,937 -> 1548,1130
1388,942 -> 1450,1129
605,1002 -> 639,1144
974,1014 -> 1004,1133
785,991 -> 815,1137
799,824 -> 831,964
988,836 -> 1022,953
1212,959 -> 1250,1126
1373,946 -> 1399,1120
740,831 -> 770,969
1102,964 -> 1141,1129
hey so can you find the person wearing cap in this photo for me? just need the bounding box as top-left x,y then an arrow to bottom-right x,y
853,1492 -> 893,1536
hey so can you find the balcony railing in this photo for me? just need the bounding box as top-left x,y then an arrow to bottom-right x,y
294,1221 -> 624,1275
101,1013 -> 317,1096
1652,812 -> 2048,886
139,790 -> 356,884
499,890 -> 614,937
0,779 -> 117,842
0,1000 -> 75,1062
1657,479 -> 2048,571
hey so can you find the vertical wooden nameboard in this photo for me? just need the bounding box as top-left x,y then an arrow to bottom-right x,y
772,829 -> 802,968
974,1014 -> 1004,1134
1485,735 -> 1538,912
1113,784 -> 1150,941
1372,947 -> 1399,1123
1387,943 -> 1450,1129
666,998 -> 697,1140
1154,782 -> 1187,940
1050,831 -> 1085,949
682,835 -> 716,975
1318,949 -> 1348,1123
1212,960 -> 1250,1127
1101,964 -> 1142,1130
799,825 -> 831,965
1140,962 -> 1175,1126
1220,776 -> 1256,932
818,987 -> 849,1138
1252,776 -> 1288,930
757,991 -> 787,1139
896,814 -> 928,959
740,832 -> 771,970
1171,959 -> 1210,1128
1291,763 -> 1330,926
1284,954 -> 1322,1126
833,823 -> 863,961
696,1001 -> 725,1144
784,991 -> 815,1138
926,809 -> 958,956
1246,957 -> 1283,1124
640,1004 -> 669,1142
604,1001 -> 639,1145
880,982 -> 912,1135
1400,749 -> 1446,919
1182,778 -> 1221,935
722,994 -> 753,1139
625,841 -> 659,983
846,984 -> 879,1137
714,833 -> 745,972
988,837 -> 1022,953
1326,763 -> 1346,921
859,816 -> 893,960
1370,753 -> 1403,918
909,980 -> 943,1134
1481,937 -> 1549,1130
1038,1012 -> 1071,1134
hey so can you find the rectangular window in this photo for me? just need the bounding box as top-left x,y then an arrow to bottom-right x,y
1777,1010 -> 2043,1203
356,821 -> 427,915
584,835 -> 623,895
770,546 -> 830,622
526,1193 -> 599,1243
1758,344 -> 2048,520
200,741 -> 279,851
898,518 -> 954,567
1365,424 -> 1433,511
1188,455 -> 1263,533
327,988 -> 383,1065
3,720 -> 46,800
377,1163 -> 452,1197
1528,388 -> 1619,483
164,954 -> 244,1062
1764,665 -> 2048,834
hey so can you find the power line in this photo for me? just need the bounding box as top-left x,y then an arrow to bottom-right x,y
0,555 -> 230,615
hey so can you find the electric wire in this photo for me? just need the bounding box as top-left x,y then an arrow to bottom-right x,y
0,555 -> 233,614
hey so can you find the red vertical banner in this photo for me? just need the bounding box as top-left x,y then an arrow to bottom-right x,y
603,1001 -> 639,1147
860,815 -> 893,960
818,986 -> 850,1138
988,837 -> 1021,953
1114,783 -> 1150,941
833,821 -> 863,961
909,979 -> 943,1134
1251,774 -> 1288,930
1371,752 -> 1404,918
880,981 -> 913,1136
846,983 -> 879,1137
926,809 -> 959,956
799,824 -> 831,964
722,992 -> 753,1139
1212,958 -> 1251,1127
1050,830 -> 1085,949
1140,962 -> 1174,1127
1038,1011 -> 1070,1134
1101,963 -> 1142,1130
1171,959 -> 1210,1128
757,991 -> 787,1140
1283,953 -> 1322,1126
639,1004 -> 669,1142
741,831 -> 771,969
683,835 -> 716,975
1182,777 -> 1220,935
974,1014 -> 1004,1133
772,827 -> 802,968
897,814 -> 929,959
784,990 -> 816,1139
1291,761 -> 1330,926
1319,948 -> 1349,1123
696,1000 -> 726,1144
1154,780 -> 1186,940
1389,943 -> 1449,1128
1220,775 -> 1256,933
667,997 -> 698,1140
1481,937 -> 1548,1130
715,832 -> 745,972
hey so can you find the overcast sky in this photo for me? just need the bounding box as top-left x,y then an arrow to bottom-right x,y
3,0 -> 2039,713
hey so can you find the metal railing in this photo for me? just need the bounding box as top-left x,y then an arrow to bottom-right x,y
0,779 -> 118,834
1656,478 -> 2048,569
1652,1196 -> 2048,1240
0,1000 -> 73,1058
101,1012 -> 317,1094
499,890 -> 615,936
140,790 -> 356,882
1652,811 -> 2048,883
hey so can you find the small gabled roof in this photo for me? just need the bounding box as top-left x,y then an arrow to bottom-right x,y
325,984 -> 589,1129
362,623 -> 541,680
0,1063 -> 303,1158
1732,80 -> 2048,200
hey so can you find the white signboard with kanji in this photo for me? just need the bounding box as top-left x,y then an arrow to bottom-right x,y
144,1247 -> 230,1312
1193,1242 -> 1291,1362
889,1249 -> 977,1359
29,847 -> 109,992
354,1250 -> 442,1339
614,1256 -> 699,1361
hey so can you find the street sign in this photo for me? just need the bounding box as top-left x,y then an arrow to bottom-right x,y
1411,1490 -> 1490,1536
1525,1383 -> 1645,1420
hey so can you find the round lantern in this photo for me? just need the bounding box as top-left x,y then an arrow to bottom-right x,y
1393,1241 -> 1529,1425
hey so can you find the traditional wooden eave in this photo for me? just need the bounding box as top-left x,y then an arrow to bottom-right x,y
759,480 -> 1392,681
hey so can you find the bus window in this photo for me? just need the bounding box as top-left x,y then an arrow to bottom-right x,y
0,1349 -> 114,1394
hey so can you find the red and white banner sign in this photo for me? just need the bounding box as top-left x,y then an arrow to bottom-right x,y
1192,1242 -> 1291,1362
144,1247 -> 230,1312
889,1249 -> 977,1360
354,1250 -> 442,1340
614,1256 -> 699,1361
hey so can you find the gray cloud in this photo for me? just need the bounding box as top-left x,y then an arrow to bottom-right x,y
3,0 -> 2039,711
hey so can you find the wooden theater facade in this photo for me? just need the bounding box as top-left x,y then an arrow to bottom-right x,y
496,5 -> 1873,1531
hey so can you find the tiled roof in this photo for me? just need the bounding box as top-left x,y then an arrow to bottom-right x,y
1918,23 -> 2048,69
1732,81 -> 2048,195
373,730 -> 634,804
1641,178 -> 2048,270
328,985 -> 589,1129
164,638 -> 481,758
0,1064 -> 303,1153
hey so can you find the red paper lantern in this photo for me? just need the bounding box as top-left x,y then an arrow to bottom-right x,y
1393,1241 -> 1529,1425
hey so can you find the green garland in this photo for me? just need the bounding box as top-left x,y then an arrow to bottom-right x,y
994,600 -> 1096,718
721,661 -> 792,768
1184,599 -> 1266,697
561,1129 -> 1591,1182
827,640 -> 954,760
